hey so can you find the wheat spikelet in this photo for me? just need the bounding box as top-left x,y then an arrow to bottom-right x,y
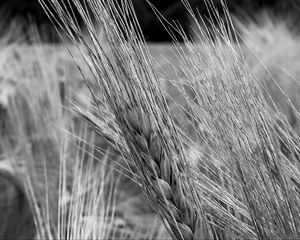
121,105 -> 207,240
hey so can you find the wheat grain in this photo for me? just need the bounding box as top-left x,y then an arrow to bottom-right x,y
122,105 -> 207,240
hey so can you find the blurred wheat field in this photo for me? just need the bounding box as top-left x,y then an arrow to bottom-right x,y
1,0 -> 300,239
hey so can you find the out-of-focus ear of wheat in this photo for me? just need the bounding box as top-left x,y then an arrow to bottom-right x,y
25,124 -> 137,240
236,11 -> 300,136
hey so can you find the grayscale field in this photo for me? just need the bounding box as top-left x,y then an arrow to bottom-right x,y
1,1 -> 300,239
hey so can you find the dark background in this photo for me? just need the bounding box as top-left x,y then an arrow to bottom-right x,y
0,0 -> 299,42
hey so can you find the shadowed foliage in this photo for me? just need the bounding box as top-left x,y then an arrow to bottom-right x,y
0,170 -> 36,239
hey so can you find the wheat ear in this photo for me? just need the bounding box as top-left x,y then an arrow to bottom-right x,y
117,105 -> 208,240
